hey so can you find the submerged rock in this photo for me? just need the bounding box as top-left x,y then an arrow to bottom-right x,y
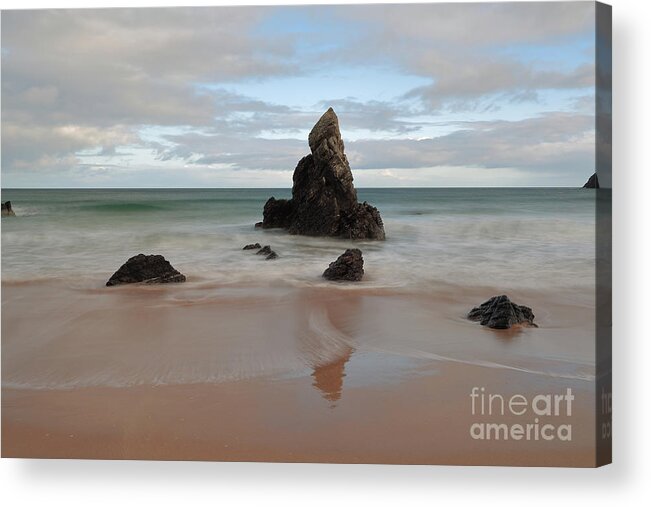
106,254 -> 186,286
583,173 -> 600,188
261,108 -> 385,240
467,295 -> 537,329
1,201 -> 15,217
246,243 -> 278,259
322,249 -> 364,281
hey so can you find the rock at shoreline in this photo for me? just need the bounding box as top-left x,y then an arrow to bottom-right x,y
467,295 -> 537,329
106,254 -> 186,286
262,197 -> 294,229
583,173 -> 600,188
256,245 -> 272,256
2,201 -> 15,217
261,108 -> 385,240
323,249 -> 364,281
243,243 -> 261,250
265,251 -> 278,260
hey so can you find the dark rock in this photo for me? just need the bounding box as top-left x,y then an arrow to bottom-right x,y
261,108 -> 385,240
262,197 -> 294,229
583,173 -> 599,188
338,201 -> 386,240
243,243 -> 261,250
467,295 -> 537,329
265,251 -> 278,260
254,221 -> 263,228
106,254 -> 186,286
322,249 -> 364,282
256,245 -> 272,256
2,201 -> 15,217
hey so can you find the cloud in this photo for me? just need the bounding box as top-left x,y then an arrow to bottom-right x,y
348,2 -> 594,47
403,61 -> 594,110
1,7 -> 303,176
1,8 -> 298,128
317,98 -> 423,134
1,4 -> 597,187
154,133 -> 306,171
154,112 -> 594,183
345,113 -> 595,185
2,122 -> 137,172
330,2 -> 595,110
176,93 -> 424,137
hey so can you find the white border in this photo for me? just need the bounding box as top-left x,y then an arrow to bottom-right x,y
1,0 -> 649,505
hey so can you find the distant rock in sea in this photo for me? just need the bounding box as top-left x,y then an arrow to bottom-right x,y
256,245 -> 272,256
583,173 -> 600,188
106,254 -> 186,286
2,201 -> 16,217
323,249 -> 364,281
467,295 -> 537,329
243,243 -> 261,250
261,108 -> 385,240
265,251 -> 278,260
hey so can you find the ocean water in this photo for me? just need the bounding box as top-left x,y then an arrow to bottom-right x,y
2,188 -> 598,390
1,187 -> 595,297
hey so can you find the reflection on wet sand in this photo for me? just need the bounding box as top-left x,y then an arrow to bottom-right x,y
312,346 -> 353,405
292,290 -> 361,405
488,325 -> 527,341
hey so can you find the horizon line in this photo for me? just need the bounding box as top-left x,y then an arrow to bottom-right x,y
1,185 -> 588,190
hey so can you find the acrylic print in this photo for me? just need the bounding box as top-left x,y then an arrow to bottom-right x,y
1,2 -> 612,466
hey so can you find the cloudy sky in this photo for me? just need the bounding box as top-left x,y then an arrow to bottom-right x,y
1,2 -> 598,188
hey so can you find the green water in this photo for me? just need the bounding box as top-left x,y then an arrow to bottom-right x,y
1,188 -> 595,296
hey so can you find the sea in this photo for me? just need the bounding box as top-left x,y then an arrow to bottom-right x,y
1,188 -> 595,297
1,188 -> 598,390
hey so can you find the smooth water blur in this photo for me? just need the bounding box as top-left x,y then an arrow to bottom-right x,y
1,188 -> 595,297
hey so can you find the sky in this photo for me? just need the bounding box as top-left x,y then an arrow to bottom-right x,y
1,2 -> 599,188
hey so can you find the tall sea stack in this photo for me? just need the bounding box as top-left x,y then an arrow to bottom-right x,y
583,173 -> 599,188
261,108 -> 385,240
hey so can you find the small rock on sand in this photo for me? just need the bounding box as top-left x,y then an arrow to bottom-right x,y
106,254 -> 186,286
322,249 -> 364,281
467,295 -> 537,329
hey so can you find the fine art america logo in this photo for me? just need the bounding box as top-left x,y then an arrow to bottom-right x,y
469,387 -> 574,441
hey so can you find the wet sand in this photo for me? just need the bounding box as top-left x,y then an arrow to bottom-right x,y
2,279 -> 597,466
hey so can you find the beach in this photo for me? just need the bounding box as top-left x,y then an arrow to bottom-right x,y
2,188 -> 597,465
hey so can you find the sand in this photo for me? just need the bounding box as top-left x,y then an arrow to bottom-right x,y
2,279 -> 597,466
